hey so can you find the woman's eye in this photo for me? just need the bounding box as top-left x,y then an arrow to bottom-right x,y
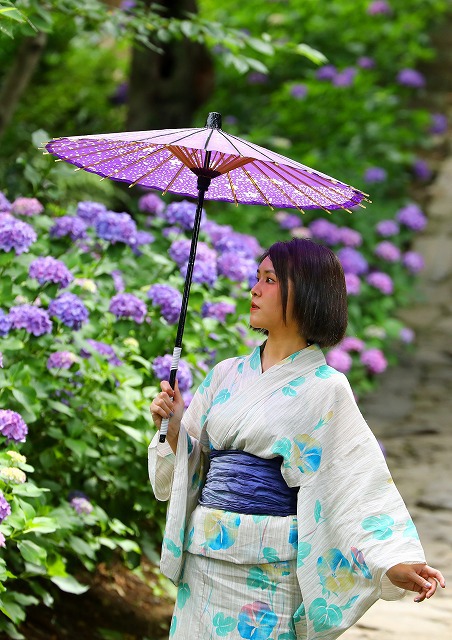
266,277 -> 275,283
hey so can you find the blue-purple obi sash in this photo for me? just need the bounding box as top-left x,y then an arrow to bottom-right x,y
199,450 -> 298,516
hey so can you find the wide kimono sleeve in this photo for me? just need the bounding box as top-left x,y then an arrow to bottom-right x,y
147,365 -> 218,583
286,373 -> 426,640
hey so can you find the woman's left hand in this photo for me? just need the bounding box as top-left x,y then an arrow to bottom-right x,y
386,563 -> 446,602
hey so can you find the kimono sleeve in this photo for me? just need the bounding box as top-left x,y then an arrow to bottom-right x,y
148,365 -> 216,501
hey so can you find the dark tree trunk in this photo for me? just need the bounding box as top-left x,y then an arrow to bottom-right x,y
126,0 -> 214,131
0,31 -> 47,139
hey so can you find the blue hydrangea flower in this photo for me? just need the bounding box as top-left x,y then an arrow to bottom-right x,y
47,351 -> 77,370
148,284 -> 182,324
95,210 -> 137,245
70,496 -> 93,514
309,219 -> 340,245
366,271 -> 393,294
29,256 -> 74,288
80,339 -> 122,366
0,409 -> 28,442
180,257 -> 218,286
402,251 -> 424,274
217,252 -> 256,283
0,192 -> 12,212
50,216 -> 88,240
152,354 -> 192,392
374,241 -> 401,263
201,302 -> 236,323
109,293 -> 147,323
375,220 -> 399,237
397,68 -> 425,89
0,491 -> 11,522
337,248 -> 368,275
111,270 -> 125,293
364,167 -> 387,183
396,204 -> 427,231
9,304 -> 53,336
164,200 -> 206,230
49,292 -> 89,330
0,217 -> 37,255
138,192 -> 165,215
0,310 -> 12,337
76,201 -> 107,224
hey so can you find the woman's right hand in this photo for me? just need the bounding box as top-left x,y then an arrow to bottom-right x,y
150,379 -> 184,436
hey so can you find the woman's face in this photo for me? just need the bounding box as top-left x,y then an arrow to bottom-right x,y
250,256 -> 296,332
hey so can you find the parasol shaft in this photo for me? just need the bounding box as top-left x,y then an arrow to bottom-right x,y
159,170 -> 212,443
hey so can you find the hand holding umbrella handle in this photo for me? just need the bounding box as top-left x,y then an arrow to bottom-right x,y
159,347 -> 182,442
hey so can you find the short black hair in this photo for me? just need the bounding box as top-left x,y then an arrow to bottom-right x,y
257,238 -> 348,348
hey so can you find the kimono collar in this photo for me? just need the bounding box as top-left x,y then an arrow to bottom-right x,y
247,342 -> 326,377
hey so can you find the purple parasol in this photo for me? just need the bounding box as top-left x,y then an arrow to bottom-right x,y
45,112 -> 370,441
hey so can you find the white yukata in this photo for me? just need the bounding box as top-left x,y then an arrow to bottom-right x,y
148,344 -> 425,640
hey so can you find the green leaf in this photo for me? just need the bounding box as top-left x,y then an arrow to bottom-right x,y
12,483 -> 48,498
50,575 -> 89,594
114,423 -> 145,443
294,43 -> 328,64
17,540 -> 47,566
47,400 -> 75,417
23,516 -> 58,534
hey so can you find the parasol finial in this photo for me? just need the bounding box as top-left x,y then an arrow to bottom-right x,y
206,112 -> 222,129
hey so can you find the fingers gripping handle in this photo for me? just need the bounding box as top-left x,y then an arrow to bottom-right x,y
159,346 -> 182,443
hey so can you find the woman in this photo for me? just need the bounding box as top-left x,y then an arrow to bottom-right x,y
149,238 -> 445,640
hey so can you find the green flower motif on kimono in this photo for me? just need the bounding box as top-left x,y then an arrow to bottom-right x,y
403,519 -> 419,539
292,434 -> 322,474
203,510 -> 241,550
308,598 -> 342,632
271,438 -> 292,468
361,514 -> 395,540
317,548 -> 356,596
282,376 -> 306,397
313,411 -> 334,431
297,541 -> 312,568
169,615 -> 177,637
176,582 -> 191,609
250,347 -> 261,371
199,368 -> 214,394
237,357 -> 246,374
212,388 -> 231,406
213,612 -> 237,637
247,566 -> 274,591
163,536 -> 182,558
315,365 -> 338,379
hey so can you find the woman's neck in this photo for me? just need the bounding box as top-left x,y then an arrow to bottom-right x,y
260,333 -> 308,372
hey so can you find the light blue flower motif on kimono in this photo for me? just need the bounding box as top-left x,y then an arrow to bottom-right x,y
237,357 -> 246,374
187,432 -> 193,454
313,411 -> 334,431
282,375 -> 306,397
317,548 -> 356,596
403,519 -> 419,540
293,602 -> 305,622
203,510 -> 241,550
292,434 -> 322,474
176,582 -> 191,609
288,518 -> 298,549
271,438 -> 292,468
287,350 -> 303,362
213,612 -> 237,637
163,536 -> 182,558
200,406 -> 211,427
252,515 -> 268,524
169,615 -> 177,637
308,598 -> 343,632
212,388 -> 231,406
297,542 -> 312,568
361,514 -> 395,540
250,347 -> 261,371
350,547 -> 372,579
199,368 -> 214,394
185,526 -> 194,550
315,365 -> 339,379
238,601 -> 277,640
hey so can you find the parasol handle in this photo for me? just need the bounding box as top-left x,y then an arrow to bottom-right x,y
159,346 -> 182,443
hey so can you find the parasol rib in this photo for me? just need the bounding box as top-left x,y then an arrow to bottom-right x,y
241,167 -> 274,209
251,162 -> 306,213
226,171 -> 239,207
128,153 -> 175,188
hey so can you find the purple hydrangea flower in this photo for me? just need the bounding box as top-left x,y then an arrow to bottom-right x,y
9,304 -> 53,336
0,217 -> 37,255
11,197 -> 44,216
367,1 -> 392,15
47,351 -> 77,370
202,220 -> 233,244
29,256 -> 74,288
0,310 -> 12,337
162,225 -> 181,238
326,348 -> 352,373
0,192 -> 12,212
109,293 -> 147,323
152,354 -> 192,393
70,496 -> 93,515
76,201 -> 107,224
112,270 -> 125,293
341,336 -> 365,352
278,214 -> 302,230
202,301 -> 236,323
338,227 -> 362,247
181,259 -> 218,286
396,204 -> 427,231
316,65 -> 337,81
49,292 -> 89,330
376,220 -> 399,237
164,200 -> 206,231
360,348 -> 387,374
81,339 -> 122,366
169,238 -> 195,266
50,216 -> 88,241
333,67 -> 357,87
413,159 -> 432,181
337,248 -> 368,275
148,284 -> 182,324
357,56 -> 375,69
344,273 -> 361,296
429,113 -> 448,135
182,390 -> 193,409
402,251 -> 424,273
95,211 -> 137,244
138,192 -> 165,215
217,252 -> 257,284
0,409 -> 28,442
309,219 -> 340,245
247,72 -> 268,85
374,241 -> 401,262
397,69 -> 425,89
366,271 -> 394,294
133,230 -> 155,247
290,84 -> 308,99
212,232 -> 261,259
364,167 -> 387,183
400,327 -> 415,343
0,491 -> 11,522
170,239 -> 218,285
